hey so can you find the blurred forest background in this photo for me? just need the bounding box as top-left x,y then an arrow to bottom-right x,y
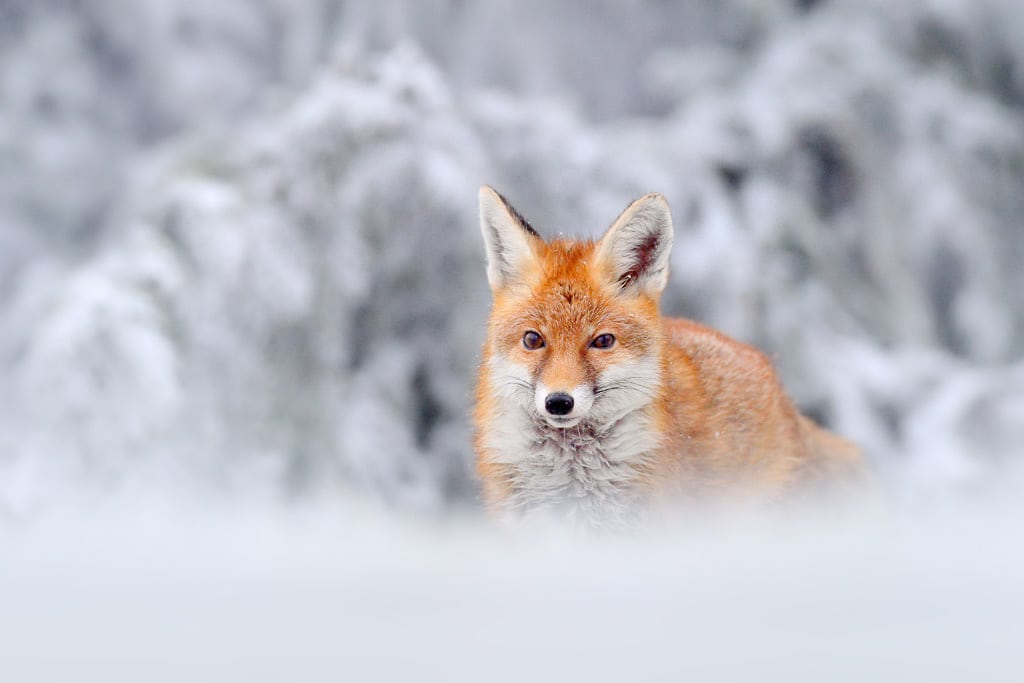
3,0 -> 1024,515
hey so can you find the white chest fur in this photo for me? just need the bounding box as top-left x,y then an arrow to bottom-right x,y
484,408 -> 662,527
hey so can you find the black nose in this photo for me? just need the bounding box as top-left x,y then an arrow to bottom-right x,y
545,392 -> 574,416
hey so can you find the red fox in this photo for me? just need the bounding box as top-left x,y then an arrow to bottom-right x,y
473,186 -> 864,526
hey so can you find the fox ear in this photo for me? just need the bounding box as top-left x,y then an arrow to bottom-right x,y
595,193 -> 674,297
479,186 -> 542,290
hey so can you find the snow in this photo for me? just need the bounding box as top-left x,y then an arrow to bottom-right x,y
2,1 -> 1024,676
1,496 -> 1022,682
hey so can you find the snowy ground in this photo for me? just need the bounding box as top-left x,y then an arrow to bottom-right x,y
2,495 -> 1022,683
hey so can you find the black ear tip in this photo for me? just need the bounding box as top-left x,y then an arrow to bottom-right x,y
484,189 -> 540,239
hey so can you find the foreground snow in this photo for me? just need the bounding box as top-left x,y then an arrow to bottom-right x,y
2,494 -> 1021,682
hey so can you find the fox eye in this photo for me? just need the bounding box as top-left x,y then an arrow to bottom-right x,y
590,333 -> 615,349
523,330 -> 545,350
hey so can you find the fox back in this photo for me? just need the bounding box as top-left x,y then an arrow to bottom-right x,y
473,187 -> 863,527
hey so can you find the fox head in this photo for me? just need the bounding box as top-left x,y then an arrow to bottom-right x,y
479,186 -> 674,430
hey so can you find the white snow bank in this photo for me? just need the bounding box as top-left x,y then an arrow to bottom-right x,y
1,495 -> 1020,683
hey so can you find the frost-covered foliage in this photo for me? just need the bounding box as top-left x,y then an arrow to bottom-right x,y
2,0 -> 1024,512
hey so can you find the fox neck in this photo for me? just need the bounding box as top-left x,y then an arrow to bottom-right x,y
489,403 -> 663,527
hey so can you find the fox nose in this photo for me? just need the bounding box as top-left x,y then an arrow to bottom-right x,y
544,392 -> 575,416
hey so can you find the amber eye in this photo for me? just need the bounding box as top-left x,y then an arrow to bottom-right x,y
523,330 -> 545,350
590,333 -> 615,349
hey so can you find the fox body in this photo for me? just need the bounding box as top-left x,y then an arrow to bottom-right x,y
473,187 -> 863,526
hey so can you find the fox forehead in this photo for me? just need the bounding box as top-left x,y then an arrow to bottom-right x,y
494,242 -> 603,328
489,240 -> 660,347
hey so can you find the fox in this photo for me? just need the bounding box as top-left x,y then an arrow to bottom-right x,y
472,186 -> 865,527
